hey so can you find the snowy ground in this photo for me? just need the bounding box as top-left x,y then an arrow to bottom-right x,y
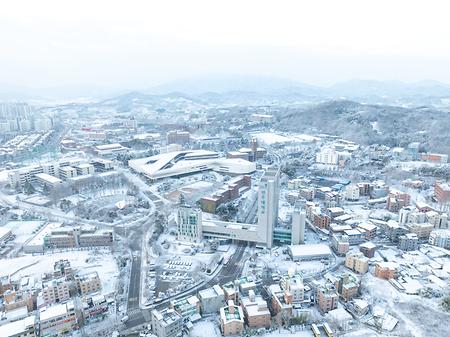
0,249 -> 119,295
3,220 -> 45,244
361,272 -> 450,337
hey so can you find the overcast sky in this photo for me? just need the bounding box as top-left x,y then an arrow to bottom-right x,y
2,0 -> 450,90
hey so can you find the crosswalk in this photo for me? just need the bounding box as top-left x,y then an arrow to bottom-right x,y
127,308 -> 142,317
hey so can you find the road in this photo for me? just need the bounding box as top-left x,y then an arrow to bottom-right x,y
122,242 -> 248,334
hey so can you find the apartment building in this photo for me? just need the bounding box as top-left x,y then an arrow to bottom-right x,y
345,251 -> 369,274
331,234 -> 350,256
345,185 -> 360,201
334,273 -> 359,302
387,190 -> 411,213
359,241 -> 376,258
357,222 -> 377,240
429,230 -> 450,249
426,211 -> 448,229
166,130 -> 190,145
435,181 -> 450,204
41,278 -> 71,305
279,273 -> 304,302
404,222 -> 434,239
398,233 -> 419,251
241,291 -> 271,329
220,300 -> 245,336
316,286 -> 338,313
75,272 -> 101,296
268,284 -> 293,318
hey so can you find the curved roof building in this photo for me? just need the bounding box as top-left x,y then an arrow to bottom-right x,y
128,150 -> 256,180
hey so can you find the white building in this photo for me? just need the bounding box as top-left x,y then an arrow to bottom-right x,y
128,150 -> 256,181
177,206 -> 203,243
59,166 -> 77,180
316,148 -> 339,165
35,173 -> 63,188
345,185 -> 360,201
429,230 -> 450,249
257,166 -> 280,248
288,244 -> 332,261
291,205 -> 305,245
0,315 -> 36,337
198,285 -> 225,314
75,163 -> 95,176
39,301 -> 78,336
151,308 -> 183,337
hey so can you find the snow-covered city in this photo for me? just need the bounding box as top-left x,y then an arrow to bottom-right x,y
1,2 -> 450,337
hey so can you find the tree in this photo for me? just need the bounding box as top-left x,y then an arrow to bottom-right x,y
442,296 -> 450,311
179,193 -> 186,205
24,181 -> 35,195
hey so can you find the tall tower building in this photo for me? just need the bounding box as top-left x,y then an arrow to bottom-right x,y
177,206 -> 203,243
257,166 -> 280,248
292,202 -> 306,245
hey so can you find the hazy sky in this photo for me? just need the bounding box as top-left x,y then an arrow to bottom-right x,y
2,0 -> 450,90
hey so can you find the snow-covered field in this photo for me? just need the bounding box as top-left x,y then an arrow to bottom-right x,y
3,220 -> 45,244
0,249 -> 119,295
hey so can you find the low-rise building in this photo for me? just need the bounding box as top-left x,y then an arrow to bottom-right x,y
435,181 -> 450,204
280,273 -> 304,302
39,301 -> 78,337
359,241 -> 376,258
0,315 -> 36,337
43,226 -> 113,249
288,244 -> 332,261
151,308 -> 183,337
268,284 -> 292,318
387,190 -> 410,213
316,286 -> 338,313
198,285 -> 225,314
398,233 -> 419,251
241,290 -> 271,329
220,300 -> 244,336
404,222 -> 434,239
170,296 -> 200,319
35,173 -> 63,188
41,278 -> 71,305
429,230 -> 450,249
343,229 -> 365,245
3,290 -> 33,312
59,166 -> 77,180
357,223 -> 377,240
75,272 -> 101,296
81,294 -> 109,323
331,234 -> 350,256
374,262 -> 398,280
